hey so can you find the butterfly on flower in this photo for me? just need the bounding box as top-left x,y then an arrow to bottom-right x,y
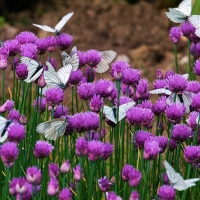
0,116 -> 13,143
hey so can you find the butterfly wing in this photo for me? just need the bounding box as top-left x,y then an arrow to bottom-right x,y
0,116 -> 9,143
149,88 -> 172,95
184,178 -> 200,188
32,24 -> 55,33
102,106 -> 116,124
57,64 -> 72,85
54,12 -> 74,32
36,118 -> 67,140
94,50 -> 117,73
118,102 -> 136,121
181,91 -> 194,113
189,15 -> 200,37
166,8 -> 187,23
175,0 -> 192,16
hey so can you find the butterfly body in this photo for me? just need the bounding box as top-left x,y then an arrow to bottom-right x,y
0,116 -> 13,143
112,107 -> 117,120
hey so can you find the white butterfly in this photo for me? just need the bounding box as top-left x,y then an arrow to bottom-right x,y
33,12 -> 74,35
36,118 -> 68,140
165,0 -> 192,23
189,15 -> 200,37
102,102 -> 135,124
20,57 -> 44,83
164,160 -> 200,191
61,46 -> 79,71
94,50 -> 117,74
149,87 -> 172,96
0,116 -> 13,143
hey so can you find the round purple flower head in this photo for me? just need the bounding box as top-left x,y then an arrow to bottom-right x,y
20,43 -> 38,59
26,166 -> 42,185
0,47 -> 9,57
119,96 -> 132,105
186,111 -> 199,130
129,190 -> 140,200
169,139 -> 178,152
15,177 -> 28,195
169,27 -> 181,44
0,142 -> 19,165
98,176 -> 113,192
190,43 -> 200,59
110,60 -> 130,80
191,93 -> 200,112
106,191 -> 122,200
152,96 -> 167,116
153,79 -> 167,89
95,79 -> 114,98
60,160 -> 70,174
45,36 -> 57,52
47,178 -> 59,196
155,136 -> 168,153
68,69 -> 83,86
9,177 -> 18,195
89,94 -> 103,112
33,97 -> 47,113
0,100 -> 14,113
172,124 -> 192,142
4,39 -> 19,56
8,109 -> 20,122
77,82 -> 95,100
158,185 -> 175,200
37,73 -> 46,88
143,137 -> 160,160
122,68 -> 141,86
56,33 -> 73,50
99,142 -> 113,160
181,21 -> 195,38
85,66 -> 95,82
45,88 -> 64,107
85,49 -> 102,67
87,140 -> 103,161
70,111 -> 100,132
15,31 -> 37,44
73,164 -> 84,181
184,146 -> 200,163
187,81 -> 200,93
54,105 -> 68,118
49,163 -> 60,179
165,103 -> 186,124
134,130 -> 154,148
33,140 -> 54,159
7,123 -> 26,143
165,70 -> 175,79
135,79 -> 149,100
59,188 -> 72,200
127,168 -> 142,187
35,38 -> 48,55
0,55 -> 8,70
75,137 -> 88,156
78,50 -> 86,67
136,100 -> 152,109
194,60 -> 200,76
16,63 -> 28,80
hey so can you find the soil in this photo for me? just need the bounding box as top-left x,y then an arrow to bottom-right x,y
1,0 -> 189,86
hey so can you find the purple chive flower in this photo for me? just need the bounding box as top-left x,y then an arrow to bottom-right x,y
54,105 -> 68,118
60,160 -> 70,174
16,63 -> 28,80
110,60 -> 130,80
129,191 -> 140,200
181,21 -> 195,38
191,93 -> 200,111
186,111 -> 199,130
98,176 -> 113,192
184,146 -> 200,163
0,47 -> 9,57
126,107 -> 154,128
165,103 -> 186,124
166,74 -> 188,93
64,116 -> 73,135
0,142 -> 19,165
37,73 -> 46,88
47,178 -> 59,196
48,57 -> 57,70
75,137 -> 88,156
165,70 -> 175,78
20,43 -> 38,59
70,111 -> 100,132
45,36 -> 57,52
143,138 -> 160,160
10,178 -> 18,195
155,136 -> 168,153
152,96 -> 167,116
85,131 -> 100,141
78,50 -> 86,67
99,142 -> 113,160
77,82 -> 95,100
45,88 -> 64,106
157,69 -> 164,79
33,97 -> 47,113
128,168 -> 142,187
15,31 -> 37,44
134,130 -> 154,148
108,87 -> 118,103
122,68 -> 141,86
106,191 -> 122,200
19,114 -> 27,125
8,109 -> 21,122
59,187 -> 72,200
190,33 -> 200,44
85,49 -> 102,67
15,177 -> 28,194
56,33 -> 73,50
68,70 -> 83,86
7,123 -> 26,143
122,164 -> 135,181
16,183 -> 33,200
0,100 -> 14,113
33,140 -> 54,159
121,84 -> 134,97
190,43 -> 200,59
90,94 -> 103,112
4,39 -> 19,56
85,66 -> 95,82
158,185 -> 175,200
169,27 -> 181,44
160,173 -> 170,185
169,139 -> 178,151
49,163 -> 60,179
135,79 -> 149,100
194,60 -> 200,76
172,124 -> 192,142
153,79 -> 168,89
0,55 -> 8,70
26,166 -> 42,185
119,96 -> 132,105
136,100 -> 152,109
88,140 -> 103,161
187,81 -> 200,93
35,38 -> 48,55
73,164 -> 84,181
95,79 -> 114,98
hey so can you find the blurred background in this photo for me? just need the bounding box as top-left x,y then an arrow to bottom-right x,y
0,0 -> 200,81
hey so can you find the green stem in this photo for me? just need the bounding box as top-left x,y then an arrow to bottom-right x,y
88,162 -> 96,200
1,70 -> 5,104
3,166 -> 9,199
174,44 -> 179,73
188,39 -> 191,78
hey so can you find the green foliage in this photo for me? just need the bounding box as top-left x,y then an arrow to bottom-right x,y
0,16 -> 5,28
